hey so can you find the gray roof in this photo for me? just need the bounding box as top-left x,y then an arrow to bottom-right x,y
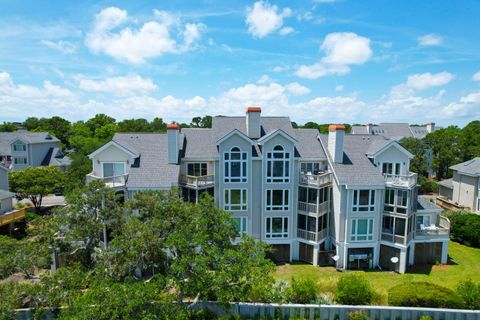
438,178 -> 453,189
352,123 -> 431,141
0,189 -> 15,200
319,134 -> 387,187
0,131 -> 60,156
41,147 -> 72,167
182,116 -> 325,160
416,196 -> 442,211
113,133 -> 180,188
450,157 -> 480,176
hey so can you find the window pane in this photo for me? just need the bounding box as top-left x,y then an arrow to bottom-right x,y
298,214 -> 306,229
307,216 -> 316,232
231,162 -> 240,177
272,190 -> 283,205
395,218 -> 406,236
299,187 -> 307,202
273,161 -> 283,176
272,218 -> 283,232
357,220 -> 368,234
308,188 -> 317,204
103,163 -> 114,177
231,190 -> 241,204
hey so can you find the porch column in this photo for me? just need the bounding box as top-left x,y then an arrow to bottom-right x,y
398,248 -> 407,274
408,244 -> 415,265
441,240 -> 449,264
313,244 -> 319,266
195,189 -> 199,204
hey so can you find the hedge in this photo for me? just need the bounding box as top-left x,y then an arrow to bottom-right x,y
388,282 -> 464,309
449,213 -> 480,248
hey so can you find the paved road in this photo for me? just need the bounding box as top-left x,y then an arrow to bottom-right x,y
13,195 -> 66,208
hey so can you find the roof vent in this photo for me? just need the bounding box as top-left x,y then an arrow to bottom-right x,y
45,134 -> 53,140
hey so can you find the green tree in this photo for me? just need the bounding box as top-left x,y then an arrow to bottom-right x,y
149,117 -> 167,132
401,137 -> 427,176
460,120 -> 480,161
425,126 -> 462,179
85,114 -> 116,133
0,122 -> 17,132
117,118 -> 150,132
9,166 -> 66,212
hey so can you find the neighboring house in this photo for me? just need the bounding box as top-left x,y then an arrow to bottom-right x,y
0,131 -> 71,171
87,108 -> 450,273
0,164 -> 23,228
438,158 -> 480,212
352,123 -> 438,177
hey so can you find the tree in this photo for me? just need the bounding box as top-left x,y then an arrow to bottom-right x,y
85,114 -> 116,133
117,118 -> 150,132
401,137 -> 427,175
460,120 -> 480,161
425,126 -> 462,179
0,122 -> 17,132
9,166 -> 66,212
190,116 -> 212,128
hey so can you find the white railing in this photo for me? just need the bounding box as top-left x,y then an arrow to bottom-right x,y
179,174 -> 215,188
299,172 -> 332,187
298,201 -> 329,215
86,173 -> 128,188
381,232 -> 406,245
297,228 -> 327,242
415,216 -> 450,239
383,172 -> 417,188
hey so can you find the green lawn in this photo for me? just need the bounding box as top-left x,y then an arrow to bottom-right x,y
274,242 -> 480,303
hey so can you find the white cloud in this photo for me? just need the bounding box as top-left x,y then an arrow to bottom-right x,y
295,32 -> 372,79
272,65 -> 287,72
40,40 -> 77,54
79,75 -> 157,96
85,7 -> 205,63
335,85 -> 344,92
418,34 -> 443,46
257,74 -> 271,84
245,1 -> 292,38
405,72 -> 454,90
472,71 -> 480,82
442,91 -> 480,117
286,82 -> 310,95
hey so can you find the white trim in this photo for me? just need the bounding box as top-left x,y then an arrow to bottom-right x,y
224,188 -> 248,211
88,140 -> 138,159
101,161 -> 126,178
257,129 -> 298,145
265,216 -> 289,239
216,129 -> 253,146
371,141 -> 414,159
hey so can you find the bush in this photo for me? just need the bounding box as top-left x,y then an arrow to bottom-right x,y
348,310 -> 369,320
418,176 -> 439,194
418,316 -> 432,320
286,277 -> 318,304
449,213 -> 480,248
388,282 -> 464,309
334,274 -> 375,305
456,280 -> 480,310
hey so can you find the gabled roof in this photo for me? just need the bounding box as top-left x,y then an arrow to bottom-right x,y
366,138 -> 414,159
416,196 -> 442,212
0,131 -> 60,156
257,129 -> 298,145
41,147 -> 72,167
112,133 -> 181,188
293,129 -> 327,160
88,140 -> 139,159
216,129 -> 254,145
319,134 -> 386,187
352,123 -> 433,141
438,178 -> 453,189
450,157 -> 480,176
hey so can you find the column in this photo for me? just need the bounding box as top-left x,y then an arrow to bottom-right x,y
441,240 -> 449,264
399,248 -> 407,274
408,244 -> 415,265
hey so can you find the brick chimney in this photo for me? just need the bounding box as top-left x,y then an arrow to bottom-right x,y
328,124 -> 345,163
246,107 -> 261,139
167,123 -> 180,164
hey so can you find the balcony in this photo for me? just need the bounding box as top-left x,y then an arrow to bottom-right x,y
299,172 -> 332,188
297,228 -> 327,242
86,173 -> 128,188
0,208 -> 26,227
179,174 -> 214,189
383,172 -> 417,188
381,232 -> 407,245
298,201 -> 329,215
414,216 -> 450,240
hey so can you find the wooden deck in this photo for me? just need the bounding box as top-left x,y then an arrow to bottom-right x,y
0,208 -> 26,227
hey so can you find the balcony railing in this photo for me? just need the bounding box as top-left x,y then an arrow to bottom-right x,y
297,228 -> 328,242
299,172 -> 332,187
0,208 -> 26,227
86,173 -> 128,188
381,232 -> 406,245
415,216 -> 450,240
298,201 -> 329,215
180,174 -> 215,188
383,172 -> 417,188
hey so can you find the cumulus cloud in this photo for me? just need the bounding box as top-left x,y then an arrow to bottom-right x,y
79,75 -> 157,96
285,82 -> 310,95
295,32 -> 372,79
418,34 -> 443,46
245,1 -> 293,38
405,72 -> 454,90
40,40 -> 77,54
472,71 -> 480,82
85,7 -> 205,63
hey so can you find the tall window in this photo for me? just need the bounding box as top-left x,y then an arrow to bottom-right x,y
224,189 -> 247,211
187,163 -> 207,176
351,219 -> 374,241
384,188 -> 408,214
396,190 -> 408,214
224,147 -> 247,183
13,141 -> 26,152
233,217 -> 247,235
382,162 -> 401,175
103,162 -> 125,177
266,145 -> 290,183
266,189 -> 289,211
384,189 -> 395,212
352,190 -> 375,212
297,214 -> 316,232
266,217 -> 288,238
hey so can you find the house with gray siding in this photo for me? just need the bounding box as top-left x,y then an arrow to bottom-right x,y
0,131 -> 71,171
0,164 -> 14,216
438,157 -> 480,212
87,108 -> 450,273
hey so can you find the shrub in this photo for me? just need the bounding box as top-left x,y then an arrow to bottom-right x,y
449,213 -> 480,248
348,310 -> 369,320
286,277 -> 318,304
456,280 -> 480,310
388,282 -> 464,309
418,316 -> 432,320
418,176 -> 439,194
334,274 -> 375,305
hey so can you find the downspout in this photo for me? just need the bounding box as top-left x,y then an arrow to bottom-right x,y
343,186 -> 349,270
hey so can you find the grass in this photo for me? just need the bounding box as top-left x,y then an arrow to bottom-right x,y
274,242 -> 480,304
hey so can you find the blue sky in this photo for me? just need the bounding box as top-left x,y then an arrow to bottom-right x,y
0,0 -> 479,126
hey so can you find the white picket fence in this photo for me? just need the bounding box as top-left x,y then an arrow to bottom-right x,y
194,302 -> 480,320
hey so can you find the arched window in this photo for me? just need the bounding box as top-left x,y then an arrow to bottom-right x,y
224,147 -> 247,182
267,145 -> 290,183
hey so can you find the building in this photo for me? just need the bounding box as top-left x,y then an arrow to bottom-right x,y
0,131 -> 71,171
0,164 -> 25,229
351,122 -> 436,141
87,108 -> 450,273
437,158 -> 480,212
